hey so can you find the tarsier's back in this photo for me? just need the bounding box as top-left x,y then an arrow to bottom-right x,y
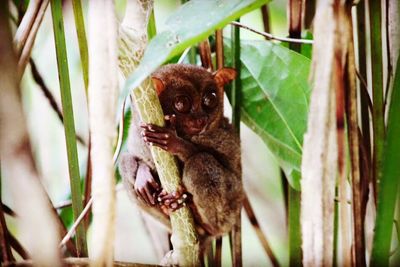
119,64 -> 243,242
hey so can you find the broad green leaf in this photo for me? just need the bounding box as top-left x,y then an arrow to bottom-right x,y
122,0 -> 268,100
225,40 -> 311,189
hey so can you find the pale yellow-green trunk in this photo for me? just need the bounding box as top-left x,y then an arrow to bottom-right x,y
118,0 -> 199,265
88,1 -> 119,266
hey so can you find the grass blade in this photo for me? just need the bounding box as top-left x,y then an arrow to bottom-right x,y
230,18 -> 242,267
370,58 -> 400,266
368,0 -> 385,198
72,0 -> 89,92
50,0 -> 87,256
288,1 -> 303,265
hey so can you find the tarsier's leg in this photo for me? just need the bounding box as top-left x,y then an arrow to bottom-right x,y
182,152 -> 243,236
118,100 -> 170,227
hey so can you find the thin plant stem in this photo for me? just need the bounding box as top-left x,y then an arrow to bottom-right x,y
72,0 -> 89,93
287,1 -> 303,265
199,39 -> 213,71
29,59 -> 86,146
147,9 -> 157,40
345,5 -> 365,265
260,4 -> 270,34
50,0 -> 87,256
368,0 -> 385,200
230,18 -> 242,267
0,201 -> 13,263
216,29 -> 224,70
230,21 -> 313,45
370,58 -> 400,266
215,237 -> 222,267
8,230 -> 29,259
356,0 -> 372,203
304,0 -> 316,30
17,0 -> 49,77
243,196 -> 280,267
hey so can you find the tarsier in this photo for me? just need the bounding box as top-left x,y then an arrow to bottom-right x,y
119,64 -> 244,247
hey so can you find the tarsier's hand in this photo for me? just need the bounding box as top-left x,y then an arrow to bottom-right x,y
141,115 -> 197,161
134,163 -> 160,206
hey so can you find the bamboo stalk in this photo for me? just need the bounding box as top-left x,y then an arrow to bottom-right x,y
230,18 -> 242,267
344,4 -> 365,265
288,1 -> 303,266
370,58 -> 400,267
13,0 -> 41,55
368,0 -> 385,197
72,0 -> 89,93
17,0 -> 49,76
50,0 -> 87,256
87,0 -> 119,265
356,0 -> 372,202
0,3 -> 61,265
118,1 -> 200,265
300,0 -> 337,265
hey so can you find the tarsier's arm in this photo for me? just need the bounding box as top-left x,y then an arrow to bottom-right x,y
142,120 -> 243,236
119,101 -> 161,207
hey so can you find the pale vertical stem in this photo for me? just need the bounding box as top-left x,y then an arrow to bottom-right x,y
0,3 -> 61,266
300,0 -> 337,266
17,0 -> 49,77
87,1 -> 118,266
345,5 -> 365,266
13,0 -> 41,55
118,1 -> 200,265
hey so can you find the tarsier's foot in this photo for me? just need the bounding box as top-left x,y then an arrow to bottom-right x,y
157,187 -> 191,215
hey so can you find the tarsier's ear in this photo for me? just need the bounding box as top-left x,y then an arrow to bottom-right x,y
151,76 -> 165,95
212,68 -> 237,87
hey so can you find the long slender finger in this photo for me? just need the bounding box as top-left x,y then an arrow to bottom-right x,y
139,188 -> 151,205
144,185 -> 155,205
144,137 -> 168,146
142,130 -> 170,140
148,178 -> 161,191
140,123 -> 166,132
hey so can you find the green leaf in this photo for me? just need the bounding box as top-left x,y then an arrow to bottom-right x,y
122,0 -> 269,100
225,39 -> 311,189
370,58 -> 400,267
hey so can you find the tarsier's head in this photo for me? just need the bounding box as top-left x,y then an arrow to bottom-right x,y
151,64 -> 236,138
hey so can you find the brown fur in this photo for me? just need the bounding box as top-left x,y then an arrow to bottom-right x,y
119,64 -> 243,239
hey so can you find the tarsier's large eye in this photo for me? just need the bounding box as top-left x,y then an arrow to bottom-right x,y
174,95 -> 191,113
202,90 -> 218,111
